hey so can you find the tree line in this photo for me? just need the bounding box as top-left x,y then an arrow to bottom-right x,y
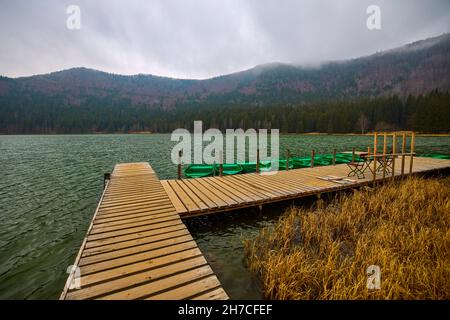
0,90 -> 448,134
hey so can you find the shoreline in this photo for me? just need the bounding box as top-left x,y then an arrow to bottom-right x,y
0,132 -> 449,137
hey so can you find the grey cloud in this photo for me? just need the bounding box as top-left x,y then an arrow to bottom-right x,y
0,0 -> 449,78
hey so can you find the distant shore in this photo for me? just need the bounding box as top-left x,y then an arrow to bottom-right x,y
0,132 -> 449,136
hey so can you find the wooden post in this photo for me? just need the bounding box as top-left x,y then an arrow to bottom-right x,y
373,133 -> 378,183
311,149 -> 315,168
392,133 -> 396,180
177,150 -> 182,179
103,172 -> 111,189
256,148 -> 260,173
332,149 -> 336,165
409,132 -> 415,174
401,132 -> 406,176
219,150 -> 223,177
382,132 -> 387,179
351,147 -> 355,163
286,149 -> 290,171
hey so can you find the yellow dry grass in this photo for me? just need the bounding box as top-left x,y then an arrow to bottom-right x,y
244,176 -> 450,299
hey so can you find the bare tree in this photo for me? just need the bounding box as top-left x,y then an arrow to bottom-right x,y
356,113 -> 370,134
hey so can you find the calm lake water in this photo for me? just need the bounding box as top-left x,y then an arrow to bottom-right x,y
0,134 -> 449,299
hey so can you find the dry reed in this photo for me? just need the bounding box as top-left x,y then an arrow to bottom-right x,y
244,176 -> 450,299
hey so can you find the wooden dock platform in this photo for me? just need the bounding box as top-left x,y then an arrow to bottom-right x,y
161,157 -> 450,217
61,163 -> 228,300
62,156 -> 450,299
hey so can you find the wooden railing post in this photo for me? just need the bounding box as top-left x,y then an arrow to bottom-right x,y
382,132 -> 387,179
351,147 -> 355,163
332,149 -> 336,165
409,132 -> 415,174
311,149 -> 315,168
401,132 -> 406,176
178,150 -> 183,179
256,148 -> 260,173
286,149 -> 290,171
392,133 -> 396,180
103,172 -> 111,189
219,150 -> 223,177
373,133 -> 378,183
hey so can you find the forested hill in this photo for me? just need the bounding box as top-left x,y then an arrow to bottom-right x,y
0,34 -> 449,134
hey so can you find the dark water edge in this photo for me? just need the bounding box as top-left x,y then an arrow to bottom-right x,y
0,134 -> 449,299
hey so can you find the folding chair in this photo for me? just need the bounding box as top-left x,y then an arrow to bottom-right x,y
347,155 -> 369,179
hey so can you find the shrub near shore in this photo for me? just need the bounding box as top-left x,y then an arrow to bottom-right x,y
244,177 -> 450,299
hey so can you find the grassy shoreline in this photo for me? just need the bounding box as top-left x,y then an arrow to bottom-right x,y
0,132 -> 449,136
244,176 -> 450,299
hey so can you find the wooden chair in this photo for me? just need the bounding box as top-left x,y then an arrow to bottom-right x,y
346,152 -> 369,179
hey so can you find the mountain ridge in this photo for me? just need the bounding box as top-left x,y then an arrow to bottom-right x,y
0,33 -> 449,134
4,33 -> 449,81
1,33 -> 449,109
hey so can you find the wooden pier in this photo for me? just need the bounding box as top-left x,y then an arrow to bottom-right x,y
162,156 -> 450,217
62,156 -> 450,300
61,163 -> 228,300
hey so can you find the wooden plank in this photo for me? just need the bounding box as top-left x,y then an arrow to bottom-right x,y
78,248 -> 204,289
232,174 -> 288,197
179,180 -> 217,209
271,173 -> 324,192
96,203 -> 174,219
90,215 -> 182,235
84,224 -> 187,249
204,177 -> 254,202
146,275 -> 222,300
175,180 -> 209,211
254,177 -> 312,194
105,184 -> 162,193
192,287 -> 229,300
184,179 -> 228,208
225,176 -> 274,199
94,209 -> 177,225
219,176 -> 267,201
79,234 -> 194,266
66,256 -> 208,300
82,228 -> 191,257
81,240 -> 199,276
99,198 -> 172,210
236,176 -> 288,198
98,265 -> 214,300
285,171 -> 337,187
97,200 -> 173,215
160,180 -> 188,214
195,179 -> 239,206
92,216 -> 181,236
87,219 -> 184,242
167,180 -> 200,213
102,191 -> 168,204
253,174 -> 297,195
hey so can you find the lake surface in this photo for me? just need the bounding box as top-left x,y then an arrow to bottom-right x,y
0,134 -> 449,299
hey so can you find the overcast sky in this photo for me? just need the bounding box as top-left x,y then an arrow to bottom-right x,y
0,0 -> 449,79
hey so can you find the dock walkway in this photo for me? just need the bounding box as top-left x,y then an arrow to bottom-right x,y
61,163 -> 228,300
62,156 -> 450,299
161,157 -> 450,217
